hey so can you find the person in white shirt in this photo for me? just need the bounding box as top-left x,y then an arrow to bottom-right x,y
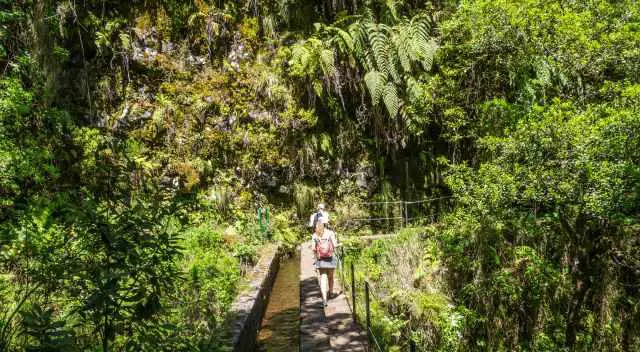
308,203 -> 329,229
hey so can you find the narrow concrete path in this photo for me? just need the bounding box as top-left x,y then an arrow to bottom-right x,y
300,243 -> 367,352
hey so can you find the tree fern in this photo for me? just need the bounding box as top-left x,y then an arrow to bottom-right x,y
290,9 -> 437,125
391,16 -> 436,73
349,21 -> 373,70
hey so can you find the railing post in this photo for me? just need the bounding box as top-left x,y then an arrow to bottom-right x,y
403,201 -> 408,228
410,340 -> 416,352
351,262 -> 356,322
365,281 -> 371,350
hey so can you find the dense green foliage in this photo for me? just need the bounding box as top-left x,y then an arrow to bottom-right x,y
1,0 -> 639,350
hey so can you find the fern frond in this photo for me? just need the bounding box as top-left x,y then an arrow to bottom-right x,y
383,82 -> 400,118
386,47 -> 402,83
366,22 -> 391,75
391,29 -> 412,73
319,48 -> 337,78
331,27 -> 354,54
364,70 -> 386,106
409,16 -> 437,70
349,22 -> 365,57
307,37 -> 324,48
385,0 -> 398,20
289,43 -> 310,73
410,15 -> 431,42
312,79 -> 323,97
424,39 -> 438,70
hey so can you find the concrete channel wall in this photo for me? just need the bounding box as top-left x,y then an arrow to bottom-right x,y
226,245 -> 280,352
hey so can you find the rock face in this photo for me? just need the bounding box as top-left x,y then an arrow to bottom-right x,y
225,245 -> 280,352
131,27 -> 208,69
228,33 -> 250,71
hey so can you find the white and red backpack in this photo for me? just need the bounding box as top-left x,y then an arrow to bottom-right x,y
316,236 -> 334,259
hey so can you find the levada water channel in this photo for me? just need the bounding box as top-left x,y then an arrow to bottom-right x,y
256,252 -> 300,351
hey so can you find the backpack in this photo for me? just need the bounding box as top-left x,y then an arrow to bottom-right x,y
312,212 -> 322,228
316,236 -> 334,259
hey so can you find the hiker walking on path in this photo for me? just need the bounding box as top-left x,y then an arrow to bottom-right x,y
312,218 -> 339,307
308,203 -> 330,229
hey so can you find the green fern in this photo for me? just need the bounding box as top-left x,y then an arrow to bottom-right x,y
364,70 -> 386,106
366,22 -> 391,75
289,38 -> 340,99
387,46 -> 402,83
333,27 -> 355,53
383,82 -> 400,117
312,79 -> 323,97
290,10 -> 437,122
393,31 -> 413,73
319,48 -> 337,78
349,22 -> 367,59
385,0 -> 399,21
392,16 -> 436,73
289,43 -> 311,76
317,23 -> 355,55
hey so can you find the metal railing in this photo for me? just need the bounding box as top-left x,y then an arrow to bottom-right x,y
337,248 -> 421,352
337,196 -> 453,234
332,196 -> 455,351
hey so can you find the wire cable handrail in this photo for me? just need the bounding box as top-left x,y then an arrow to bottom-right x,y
403,196 -> 452,204
348,196 -> 452,207
350,200 -> 405,206
348,216 -> 404,222
338,196 -> 454,232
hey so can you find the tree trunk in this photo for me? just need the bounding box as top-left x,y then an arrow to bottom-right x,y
102,323 -> 109,352
565,279 -> 590,348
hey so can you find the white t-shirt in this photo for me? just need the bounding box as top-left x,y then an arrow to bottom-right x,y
308,210 -> 329,227
312,229 -> 338,250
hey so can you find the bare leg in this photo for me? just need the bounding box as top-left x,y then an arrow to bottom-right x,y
319,269 -> 329,304
328,269 -> 335,297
